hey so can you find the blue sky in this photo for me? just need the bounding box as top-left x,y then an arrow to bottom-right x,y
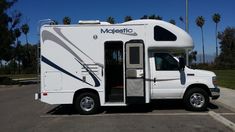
11,0 -> 235,57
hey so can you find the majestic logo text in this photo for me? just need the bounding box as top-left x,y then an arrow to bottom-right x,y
101,28 -> 137,36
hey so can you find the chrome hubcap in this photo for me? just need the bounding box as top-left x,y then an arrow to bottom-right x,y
190,93 -> 205,108
80,96 -> 95,112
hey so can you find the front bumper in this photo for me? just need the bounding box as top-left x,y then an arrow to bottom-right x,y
210,87 -> 220,100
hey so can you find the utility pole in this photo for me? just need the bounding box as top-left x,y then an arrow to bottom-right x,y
186,0 -> 189,32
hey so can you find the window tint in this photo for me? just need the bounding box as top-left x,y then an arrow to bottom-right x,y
154,26 -> 177,41
154,53 -> 178,70
129,47 -> 140,64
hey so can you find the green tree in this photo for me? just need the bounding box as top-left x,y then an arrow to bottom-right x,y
63,16 -> 71,25
189,51 -> 197,64
196,16 -> 205,63
155,15 -> 162,20
169,19 -> 176,25
212,13 -> 221,57
106,16 -> 115,24
0,0 -> 19,68
215,27 -> 235,69
140,15 -> 148,19
149,14 -> 162,20
124,16 -> 132,22
148,14 -> 156,19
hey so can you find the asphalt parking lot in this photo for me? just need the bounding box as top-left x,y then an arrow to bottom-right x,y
0,84 -> 235,132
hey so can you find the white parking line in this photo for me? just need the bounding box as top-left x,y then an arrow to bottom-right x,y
40,112 -> 235,118
209,111 -> 235,132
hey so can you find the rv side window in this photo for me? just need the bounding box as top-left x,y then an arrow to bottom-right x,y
154,53 -> 178,71
154,26 -> 177,41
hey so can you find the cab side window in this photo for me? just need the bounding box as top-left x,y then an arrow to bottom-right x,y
154,53 -> 178,70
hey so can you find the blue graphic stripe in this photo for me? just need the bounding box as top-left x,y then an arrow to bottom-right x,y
75,58 -> 100,87
42,56 -> 93,86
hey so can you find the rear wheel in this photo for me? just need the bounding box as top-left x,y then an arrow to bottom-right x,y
183,88 -> 209,111
74,92 -> 100,115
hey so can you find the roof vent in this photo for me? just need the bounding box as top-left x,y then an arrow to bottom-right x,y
78,20 -> 100,24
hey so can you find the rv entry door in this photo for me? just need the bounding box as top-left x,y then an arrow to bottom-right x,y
125,40 -> 145,104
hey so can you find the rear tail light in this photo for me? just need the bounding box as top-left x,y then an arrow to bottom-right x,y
42,92 -> 48,96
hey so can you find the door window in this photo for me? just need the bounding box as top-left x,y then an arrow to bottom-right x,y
126,44 -> 143,69
154,53 -> 178,70
129,47 -> 140,64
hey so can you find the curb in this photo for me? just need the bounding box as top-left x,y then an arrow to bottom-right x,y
216,100 -> 235,113
217,86 -> 235,113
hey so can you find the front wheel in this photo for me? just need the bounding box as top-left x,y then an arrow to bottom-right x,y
74,92 -> 100,115
183,88 -> 209,111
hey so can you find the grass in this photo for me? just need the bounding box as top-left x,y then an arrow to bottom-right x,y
0,74 -> 37,85
0,74 -> 37,79
213,70 -> 235,89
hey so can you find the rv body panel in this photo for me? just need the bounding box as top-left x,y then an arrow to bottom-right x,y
40,24 -> 148,105
37,20 -> 219,111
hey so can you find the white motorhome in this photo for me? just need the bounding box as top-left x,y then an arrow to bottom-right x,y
35,19 -> 220,114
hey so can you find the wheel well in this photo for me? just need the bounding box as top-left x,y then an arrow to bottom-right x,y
73,88 -> 100,104
184,84 -> 211,97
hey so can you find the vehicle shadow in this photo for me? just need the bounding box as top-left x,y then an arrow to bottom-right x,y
46,100 -> 219,115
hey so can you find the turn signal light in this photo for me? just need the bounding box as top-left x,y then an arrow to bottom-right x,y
212,76 -> 218,86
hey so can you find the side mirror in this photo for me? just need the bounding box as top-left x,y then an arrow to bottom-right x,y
179,57 -> 185,70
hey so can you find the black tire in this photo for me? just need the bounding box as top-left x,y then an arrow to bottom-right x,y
74,92 -> 100,115
183,88 -> 209,111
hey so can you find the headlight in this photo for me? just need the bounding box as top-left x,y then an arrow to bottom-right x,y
212,76 -> 218,86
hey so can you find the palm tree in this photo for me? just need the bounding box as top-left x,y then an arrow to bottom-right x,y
196,16 -> 205,63
63,17 -> 71,25
14,28 -> 21,45
21,24 -> 29,45
179,16 -> 184,23
14,28 -> 21,74
50,20 -> 58,25
169,19 -> 176,25
179,16 -> 186,30
106,16 -> 115,24
21,23 -> 30,66
212,13 -> 221,57
124,16 -> 132,22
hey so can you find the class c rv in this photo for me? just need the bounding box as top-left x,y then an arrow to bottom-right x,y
35,19 -> 220,114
